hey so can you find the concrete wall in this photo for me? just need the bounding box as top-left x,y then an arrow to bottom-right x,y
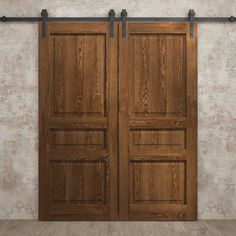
0,0 -> 236,219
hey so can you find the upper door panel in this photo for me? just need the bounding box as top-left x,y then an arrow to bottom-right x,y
129,33 -> 186,118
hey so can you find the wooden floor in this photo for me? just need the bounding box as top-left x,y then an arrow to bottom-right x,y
0,220 -> 235,236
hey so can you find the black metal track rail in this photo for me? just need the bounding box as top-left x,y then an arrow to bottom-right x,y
1,16 -> 235,22
0,9 -> 235,38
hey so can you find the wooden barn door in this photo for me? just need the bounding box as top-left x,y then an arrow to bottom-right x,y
39,21 -> 197,221
39,22 -> 118,220
119,22 -> 197,220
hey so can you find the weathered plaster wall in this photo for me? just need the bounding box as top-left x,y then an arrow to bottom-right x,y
0,0 -> 236,219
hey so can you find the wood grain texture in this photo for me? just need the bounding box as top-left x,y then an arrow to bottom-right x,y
185,22 -> 198,220
130,161 -> 185,203
52,130 -> 105,146
39,22 -> 118,220
54,34 -> 105,116
129,34 -> 186,117
130,129 -> 186,149
49,161 -> 106,202
119,22 -> 197,220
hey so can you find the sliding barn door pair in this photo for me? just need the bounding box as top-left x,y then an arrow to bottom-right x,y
39,22 -> 197,220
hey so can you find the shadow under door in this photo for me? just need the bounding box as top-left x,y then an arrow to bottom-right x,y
39,22 -> 197,220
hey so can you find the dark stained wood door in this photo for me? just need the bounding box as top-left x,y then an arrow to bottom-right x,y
119,22 -> 198,220
39,21 -> 197,221
39,22 -> 118,220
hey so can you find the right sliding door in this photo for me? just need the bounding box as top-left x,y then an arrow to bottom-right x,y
119,22 -> 197,220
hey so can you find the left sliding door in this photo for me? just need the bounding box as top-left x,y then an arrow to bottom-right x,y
39,22 -> 118,220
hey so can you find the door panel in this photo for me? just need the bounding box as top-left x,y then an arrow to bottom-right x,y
130,161 -> 185,202
49,161 -> 106,202
54,35 -> 106,115
119,22 -> 197,220
39,22 -> 118,220
129,34 -> 186,117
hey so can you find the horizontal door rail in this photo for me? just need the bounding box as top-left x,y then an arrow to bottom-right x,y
0,17 -> 112,22
1,16 -> 235,22
0,9 -> 235,38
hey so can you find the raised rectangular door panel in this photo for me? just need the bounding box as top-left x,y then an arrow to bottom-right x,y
130,161 -> 185,203
119,22 -> 197,220
49,161 -> 106,202
39,22 -> 118,220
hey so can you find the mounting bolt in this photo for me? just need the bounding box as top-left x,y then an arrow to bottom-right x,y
2,16 -> 7,22
41,9 -> 48,18
109,9 -> 115,17
121,9 -> 127,17
229,16 -> 235,22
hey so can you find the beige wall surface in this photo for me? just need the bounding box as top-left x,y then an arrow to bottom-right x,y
0,0 -> 236,219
